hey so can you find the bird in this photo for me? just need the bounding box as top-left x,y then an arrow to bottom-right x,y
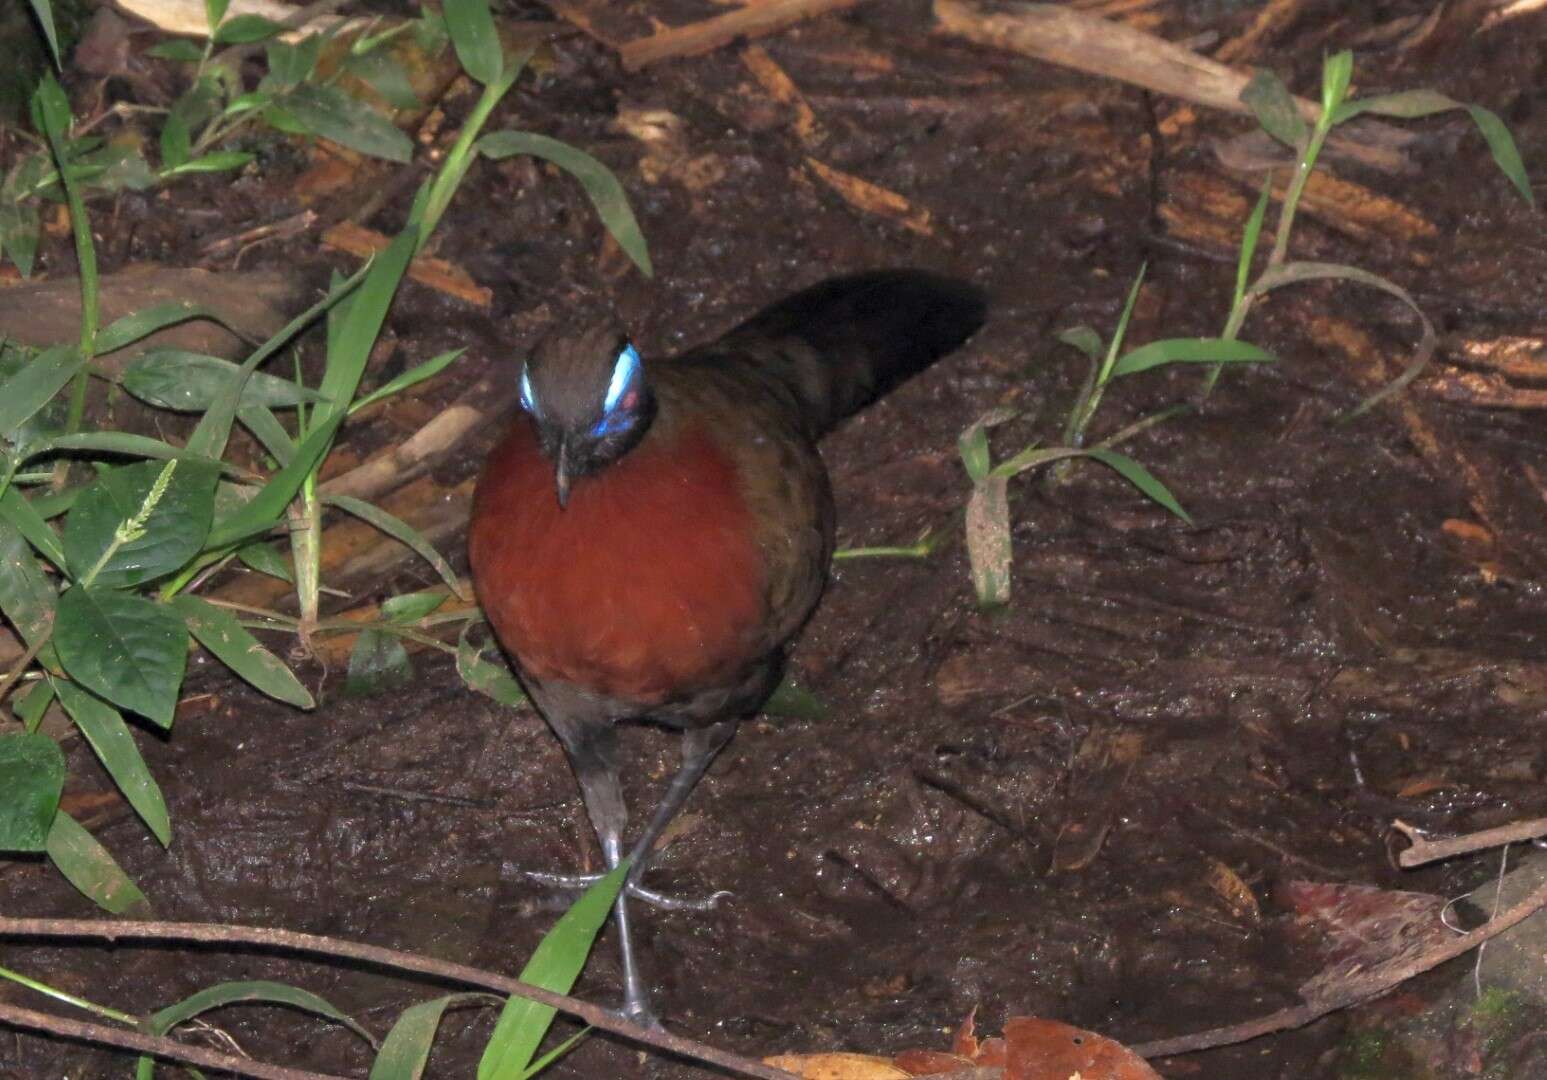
468,269 -> 987,1022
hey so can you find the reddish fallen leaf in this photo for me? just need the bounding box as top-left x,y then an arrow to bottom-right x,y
1279,879 -> 1452,976
892,1048 -> 977,1074
1001,1017 -> 1160,1080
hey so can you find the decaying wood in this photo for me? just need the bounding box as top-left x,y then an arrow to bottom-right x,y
1214,0 -> 1310,63
619,0 -> 868,71
803,158 -> 935,237
933,0 -> 1410,175
1395,817 -> 1547,867
742,45 -> 824,147
321,221 -> 492,308
1448,334 -> 1547,382
1422,367 -> 1547,409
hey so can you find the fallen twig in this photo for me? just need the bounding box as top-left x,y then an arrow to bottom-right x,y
620,0 -> 869,71
322,221 -> 493,308
0,915 -> 799,1080
1130,870 -> 1547,1058
1394,817 -> 1547,868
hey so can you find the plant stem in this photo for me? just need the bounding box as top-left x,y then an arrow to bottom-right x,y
0,963 -> 138,1026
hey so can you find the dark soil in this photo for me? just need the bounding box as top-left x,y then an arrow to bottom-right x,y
5,1 -> 1547,1077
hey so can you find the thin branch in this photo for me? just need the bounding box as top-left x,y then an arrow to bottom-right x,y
0,916 -> 799,1080
1395,817 -> 1547,868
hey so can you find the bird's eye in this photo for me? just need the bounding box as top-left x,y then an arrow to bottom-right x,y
602,343 -> 641,414
519,367 -> 538,414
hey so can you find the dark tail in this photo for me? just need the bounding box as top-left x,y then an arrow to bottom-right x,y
698,270 -> 987,437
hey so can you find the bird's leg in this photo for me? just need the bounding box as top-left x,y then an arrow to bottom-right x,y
546,718 -> 655,1025
623,719 -> 738,885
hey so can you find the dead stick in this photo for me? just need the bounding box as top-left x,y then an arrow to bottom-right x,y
621,0 -> 870,71
1131,872 -> 1547,1058
0,916 -> 799,1080
1395,817 -> 1547,868
0,1000 -> 345,1080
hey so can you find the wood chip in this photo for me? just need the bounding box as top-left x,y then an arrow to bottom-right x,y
803,157 -> 934,236
620,0 -> 868,71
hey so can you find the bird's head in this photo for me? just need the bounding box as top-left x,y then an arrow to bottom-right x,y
518,322 -> 656,507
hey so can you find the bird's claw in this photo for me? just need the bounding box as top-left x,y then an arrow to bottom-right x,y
523,870 -> 732,912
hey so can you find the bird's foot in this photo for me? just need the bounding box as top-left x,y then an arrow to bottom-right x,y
616,996 -> 666,1032
523,869 -> 731,912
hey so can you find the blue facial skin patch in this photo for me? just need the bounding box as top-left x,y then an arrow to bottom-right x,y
520,367 -> 538,414
591,344 -> 641,436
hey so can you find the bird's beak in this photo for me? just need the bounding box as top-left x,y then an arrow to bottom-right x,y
554,439 -> 573,509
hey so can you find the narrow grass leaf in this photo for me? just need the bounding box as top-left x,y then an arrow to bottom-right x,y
0,517 -> 58,647
24,432 -> 220,469
47,809 -> 149,914
479,132 -> 652,277
1111,338 -> 1274,377
324,494 -> 464,597
63,459 -> 219,589
236,541 -> 293,582
0,733 -> 65,851
1085,448 -> 1191,524
204,0 -> 229,32
15,679 -> 54,733
370,994 -> 493,1080
27,0 -> 62,69
205,411 -> 343,548
345,628 -> 414,697
349,348 -> 466,414
1056,326 -> 1103,361
955,406 -> 1017,485
1241,68 -> 1308,148
964,474 -> 1011,608
239,406 -> 297,465
282,83 -> 414,163
54,586 -> 188,728
96,301 -> 234,355
1236,176 -> 1272,308
381,589 -> 448,623
0,485 -> 67,570
122,349 -> 327,412
163,151 -> 256,177
457,628 -> 526,706
317,227 -> 419,419
443,0 -> 504,85
53,680 -> 171,846
0,343 -> 83,435
172,594 -> 315,709
145,39 -> 205,62
478,863 -> 629,1080
1466,105 -> 1534,208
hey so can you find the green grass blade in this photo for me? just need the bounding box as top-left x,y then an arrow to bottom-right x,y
316,227 -> 419,422
27,0 -> 62,69
0,484 -> 67,570
348,348 -> 466,414
35,75 -> 100,364
370,994 -> 493,1080
239,406 -> 298,465
1111,337 -> 1274,377
171,594 -> 315,709
443,0 -> 503,85
0,517 -> 59,647
478,131 -> 652,277
0,343 -> 84,435
0,732 -> 65,851
53,680 -> 171,846
46,809 -> 149,914
96,301 -> 238,355
478,863 -> 629,1080
205,411 -> 344,548
323,494 -> 465,598
1235,176 -> 1272,309
122,349 -> 329,412
1084,448 -> 1191,524
279,84 -> 414,164
1466,105 -> 1534,208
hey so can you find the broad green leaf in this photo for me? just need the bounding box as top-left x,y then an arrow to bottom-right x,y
1085,448 -> 1191,523
122,349 -> 327,412
1320,49 -> 1353,118
1056,326 -> 1103,361
159,109 -> 192,171
0,343 -> 83,437
0,485 -> 67,571
213,13 -> 283,44
0,733 -> 65,851
27,0 -> 62,69
280,83 -> 414,163
0,517 -> 57,647
347,50 -> 423,110
1,200 -> 42,276
54,680 -> 171,845
349,348 -> 466,414
1111,337 -> 1275,377
171,594 -> 314,708
15,679 -> 54,733
457,628 -> 524,706
478,864 -> 628,1080
443,0 -> 503,85
478,132 -> 652,277
345,628 -> 413,697
1241,68 -> 1308,149
145,39 -> 205,62
96,301 -> 232,355
325,494 -> 464,597
54,586 -> 188,728
47,809 -> 149,914
32,70 -> 72,139
381,589 -> 448,624
371,994 -> 494,1080
264,37 -> 322,90
205,0 -> 229,32
236,541 -> 293,582
63,458 -> 219,589
162,151 -> 256,177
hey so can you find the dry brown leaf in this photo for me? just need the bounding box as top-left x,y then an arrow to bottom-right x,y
765,1052 -> 912,1079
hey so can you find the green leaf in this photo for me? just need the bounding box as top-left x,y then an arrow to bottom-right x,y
145,39 -> 205,62
236,541 -> 293,582
381,589 -> 448,624
122,349 -> 327,412
24,430 -> 221,468
1110,337 -> 1275,377
347,50 -> 423,110
0,517 -> 58,648
264,36 -> 322,90
54,586 -> 188,728
96,301 -> 232,355
205,412 -> 344,548
15,679 -> 55,733
478,132 -> 652,277
371,994 -> 493,1080
443,0 -> 504,85
214,13 -> 283,44
1056,326 -> 1103,361
27,0 -> 63,70
32,70 -> 71,139
47,809 -> 149,915
0,733 -> 65,851
1320,49 -> 1354,119
240,405 -> 297,465
456,628 -> 525,706
1466,105 -> 1534,209
280,83 -> 414,163
345,629 -> 413,697
1,200 -> 42,276
324,494 -> 465,597
349,348 -> 466,414
162,151 -> 255,177
1085,448 -> 1191,524
1235,175 -> 1272,309
160,109 -> 192,171
54,680 -> 172,846
0,343 -> 84,437
478,864 -> 628,1079
0,485 -> 67,571
955,406 -> 1017,485
1241,68 -> 1308,149
763,676 -> 827,720
63,459 -> 219,589
171,594 -> 314,709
